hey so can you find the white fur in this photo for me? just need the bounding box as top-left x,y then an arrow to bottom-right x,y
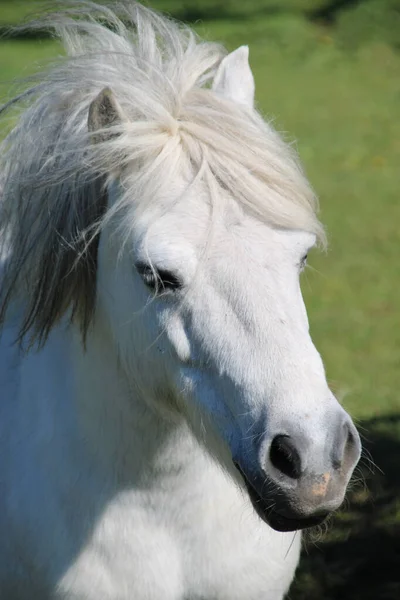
0,3 -> 360,599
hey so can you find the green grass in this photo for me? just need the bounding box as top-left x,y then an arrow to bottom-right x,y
1,2 -> 399,598
0,39 -> 60,80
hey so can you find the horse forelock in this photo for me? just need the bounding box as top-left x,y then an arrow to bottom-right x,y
0,0 -> 324,346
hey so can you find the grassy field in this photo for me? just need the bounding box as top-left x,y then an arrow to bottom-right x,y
1,1 -> 399,598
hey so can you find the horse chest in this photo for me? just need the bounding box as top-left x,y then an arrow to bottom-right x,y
170,468 -> 301,600
0,336 -> 300,600
56,467 -> 301,600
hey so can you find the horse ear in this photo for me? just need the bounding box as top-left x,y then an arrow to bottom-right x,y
212,46 -> 255,109
88,87 -> 126,143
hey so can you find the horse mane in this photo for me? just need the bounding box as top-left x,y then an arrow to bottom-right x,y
0,0 -> 324,347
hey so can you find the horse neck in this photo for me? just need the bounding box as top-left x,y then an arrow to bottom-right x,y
69,313 -> 196,486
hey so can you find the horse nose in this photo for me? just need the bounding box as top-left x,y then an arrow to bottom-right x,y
234,414 -> 361,531
267,416 -> 361,494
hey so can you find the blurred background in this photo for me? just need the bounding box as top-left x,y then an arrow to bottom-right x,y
0,1 -> 399,598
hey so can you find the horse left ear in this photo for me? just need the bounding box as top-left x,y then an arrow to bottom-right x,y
88,87 -> 126,143
212,46 -> 255,109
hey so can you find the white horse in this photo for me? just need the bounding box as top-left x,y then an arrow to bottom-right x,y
0,2 -> 361,599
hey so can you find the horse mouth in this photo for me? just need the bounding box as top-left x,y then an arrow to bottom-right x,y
234,462 -> 329,533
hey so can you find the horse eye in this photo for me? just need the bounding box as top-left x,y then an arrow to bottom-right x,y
300,253 -> 308,270
136,263 -> 182,293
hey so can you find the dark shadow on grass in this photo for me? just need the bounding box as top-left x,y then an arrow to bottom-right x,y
291,414 -> 400,600
308,0 -> 369,24
153,1 -> 284,23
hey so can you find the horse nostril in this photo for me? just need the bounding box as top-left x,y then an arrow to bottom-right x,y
269,435 -> 302,480
333,420 -> 361,471
346,426 -> 357,449
342,425 -> 361,468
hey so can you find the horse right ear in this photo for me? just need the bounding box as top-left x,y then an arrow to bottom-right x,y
88,87 -> 126,143
212,46 -> 255,109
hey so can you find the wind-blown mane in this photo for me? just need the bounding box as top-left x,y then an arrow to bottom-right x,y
0,0 -> 324,346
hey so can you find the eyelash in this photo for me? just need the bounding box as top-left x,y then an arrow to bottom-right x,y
136,264 -> 182,293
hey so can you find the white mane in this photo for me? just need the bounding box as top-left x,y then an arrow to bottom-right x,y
0,0 -> 324,345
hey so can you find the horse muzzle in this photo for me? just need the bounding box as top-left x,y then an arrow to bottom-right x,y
234,415 -> 361,532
